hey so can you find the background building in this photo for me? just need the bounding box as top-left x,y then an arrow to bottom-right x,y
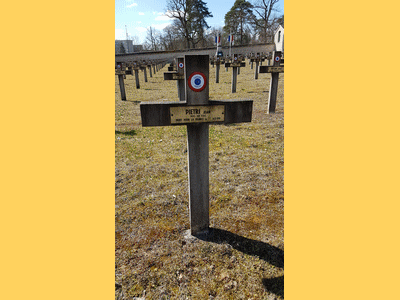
115,40 -> 143,54
274,25 -> 284,52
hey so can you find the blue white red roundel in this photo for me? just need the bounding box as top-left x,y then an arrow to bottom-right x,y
188,72 -> 207,92
275,56 -> 281,62
178,62 -> 184,69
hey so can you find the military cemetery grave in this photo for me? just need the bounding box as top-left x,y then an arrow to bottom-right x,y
250,53 -> 265,80
210,56 -> 224,83
140,61 -> 148,83
132,62 -> 141,89
224,54 -> 246,93
115,60 -> 168,101
259,51 -> 284,114
115,63 -> 127,101
115,49 -> 284,299
141,55 -> 253,235
164,57 -> 185,101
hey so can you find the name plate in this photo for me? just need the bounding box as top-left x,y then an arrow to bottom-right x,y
267,66 -> 284,73
170,105 -> 225,124
259,66 -> 284,73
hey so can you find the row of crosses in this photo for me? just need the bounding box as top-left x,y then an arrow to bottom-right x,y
115,60 -> 167,100
162,51 -> 283,113
116,51 -> 283,113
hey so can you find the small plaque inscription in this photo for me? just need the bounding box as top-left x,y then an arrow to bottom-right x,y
267,66 -> 284,73
170,105 -> 225,124
259,66 -> 284,73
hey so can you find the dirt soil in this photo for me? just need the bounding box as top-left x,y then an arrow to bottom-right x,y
115,60 -> 284,299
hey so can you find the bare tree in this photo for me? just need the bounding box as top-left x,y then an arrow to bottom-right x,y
165,0 -> 188,48
252,0 -> 280,43
129,35 -> 140,45
145,27 -> 159,51
158,24 -> 184,50
207,26 -> 223,47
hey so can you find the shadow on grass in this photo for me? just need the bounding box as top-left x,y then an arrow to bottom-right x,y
195,228 -> 284,297
262,275 -> 284,298
196,228 -> 284,269
115,130 -> 137,136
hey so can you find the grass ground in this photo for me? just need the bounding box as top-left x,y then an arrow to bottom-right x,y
115,60 -> 284,299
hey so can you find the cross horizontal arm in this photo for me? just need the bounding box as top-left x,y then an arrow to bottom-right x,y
140,100 -> 253,127
225,62 -> 246,68
259,66 -> 284,73
164,71 -> 184,80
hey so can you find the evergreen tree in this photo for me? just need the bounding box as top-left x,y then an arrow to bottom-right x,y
166,0 -> 212,49
223,0 -> 255,45
119,43 -> 126,54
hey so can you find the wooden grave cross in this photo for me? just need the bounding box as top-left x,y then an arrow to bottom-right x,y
115,62 -> 128,101
265,52 -> 273,66
130,61 -> 141,89
259,51 -> 284,114
140,55 -> 253,235
225,55 -> 231,72
139,60 -> 148,83
209,57 -> 214,68
224,54 -> 246,93
164,57 -> 185,101
167,62 -> 175,72
210,56 -> 223,83
250,53 -> 265,80
248,53 -> 254,69
147,61 -> 153,78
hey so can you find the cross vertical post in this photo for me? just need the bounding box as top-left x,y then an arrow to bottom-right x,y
215,57 -> 221,83
176,57 -> 185,101
249,53 -> 254,69
185,55 -> 210,234
260,52 -> 264,66
255,53 -> 260,80
148,61 -> 153,78
115,63 -> 126,101
266,52 -> 272,66
118,75 -> 126,100
141,61 -> 148,83
251,53 -> 265,80
259,51 -> 284,114
232,67 -> 238,93
267,51 -> 282,114
163,57 -> 185,101
224,54 -> 246,93
133,62 -> 140,89
238,55 -> 243,75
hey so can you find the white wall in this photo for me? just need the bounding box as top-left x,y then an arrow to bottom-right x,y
274,26 -> 284,52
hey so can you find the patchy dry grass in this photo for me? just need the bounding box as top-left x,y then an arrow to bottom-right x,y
115,61 -> 284,299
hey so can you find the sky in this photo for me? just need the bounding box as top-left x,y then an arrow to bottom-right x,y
115,0 -> 284,44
